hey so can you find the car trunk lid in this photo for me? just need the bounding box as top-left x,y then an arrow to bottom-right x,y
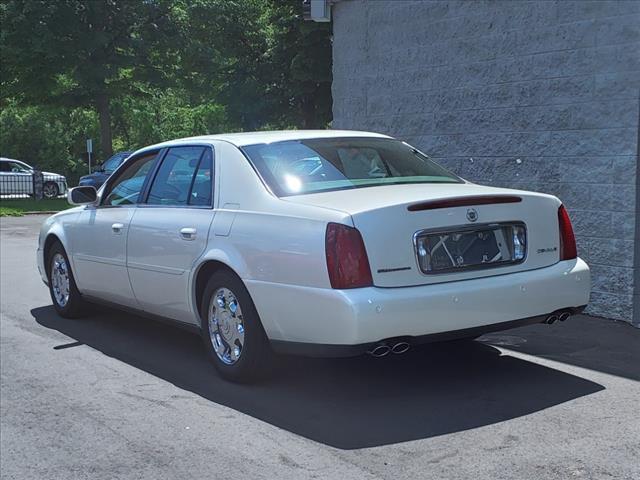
283,183 -> 562,287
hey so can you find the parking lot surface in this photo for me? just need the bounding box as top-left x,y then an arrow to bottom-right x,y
1,214 -> 639,479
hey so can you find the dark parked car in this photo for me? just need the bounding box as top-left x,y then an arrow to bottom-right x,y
78,151 -> 132,189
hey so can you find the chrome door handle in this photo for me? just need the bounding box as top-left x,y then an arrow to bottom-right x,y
180,227 -> 197,240
112,223 -> 124,234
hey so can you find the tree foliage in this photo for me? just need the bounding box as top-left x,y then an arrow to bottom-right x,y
0,0 -> 332,180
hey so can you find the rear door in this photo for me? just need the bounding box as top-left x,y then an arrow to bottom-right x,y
126,145 -> 215,323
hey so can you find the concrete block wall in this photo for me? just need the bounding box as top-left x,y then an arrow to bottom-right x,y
332,0 -> 640,324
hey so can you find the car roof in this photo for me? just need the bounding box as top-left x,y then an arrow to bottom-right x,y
0,157 -> 28,164
141,130 -> 392,151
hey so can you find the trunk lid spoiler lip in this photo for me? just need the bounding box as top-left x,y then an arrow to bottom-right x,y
407,195 -> 522,212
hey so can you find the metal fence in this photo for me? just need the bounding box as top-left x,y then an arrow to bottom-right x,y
0,171 -> 67,199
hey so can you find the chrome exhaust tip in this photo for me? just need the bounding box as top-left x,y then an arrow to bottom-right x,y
546,314 -> 559,324
368,344 -> 391,357
391,342 -> 410,354
559,312 -> 571,322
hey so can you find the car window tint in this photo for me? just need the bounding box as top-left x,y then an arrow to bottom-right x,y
242,137 -> 461,197
147,147 -> 205,206
189,148 -> 213,206
104,152 -> 158,206
0,162 -> 10,172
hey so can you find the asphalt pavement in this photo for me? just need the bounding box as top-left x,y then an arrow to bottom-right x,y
1,214 -> 639,479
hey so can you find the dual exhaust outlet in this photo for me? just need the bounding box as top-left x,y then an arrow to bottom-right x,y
369,310 -> 573,356
368,341 -> 410,357
545,311 -> 572,324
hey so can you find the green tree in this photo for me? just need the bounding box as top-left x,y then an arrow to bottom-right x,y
173,0 -> 332,129
268,0 -> 332,128
0,0 -> 333,178
0,102 -> 99,183
111,88 -> 229,148
1,0 -> 179,156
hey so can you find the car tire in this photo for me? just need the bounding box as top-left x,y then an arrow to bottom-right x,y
200,270 -> 273,383
43,182 -> 59,199
47,241 -> 87,318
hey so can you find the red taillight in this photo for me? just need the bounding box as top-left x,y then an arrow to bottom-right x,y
325,223 -> 373,289
558,205 -> 577,260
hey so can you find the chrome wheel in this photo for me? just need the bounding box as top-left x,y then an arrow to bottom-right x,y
50,253 -> 70,307
208,287 -> 245,365
43,183 -> 59,198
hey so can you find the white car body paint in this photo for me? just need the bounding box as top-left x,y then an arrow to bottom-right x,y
37,131 -> 590,352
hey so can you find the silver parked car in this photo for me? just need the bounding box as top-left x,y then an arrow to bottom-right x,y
0,157 -> 67,198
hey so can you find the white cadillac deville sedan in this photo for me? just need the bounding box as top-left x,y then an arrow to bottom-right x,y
37,130 -> 590,381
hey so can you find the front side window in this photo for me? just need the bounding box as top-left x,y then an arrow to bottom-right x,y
146,146 -> 212,206
103,152 -> 158,206
242,137 -> 461,196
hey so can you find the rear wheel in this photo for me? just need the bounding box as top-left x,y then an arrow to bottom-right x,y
43,182 -> 59,198
47,242 -> 86,318
200,270 -> 272,382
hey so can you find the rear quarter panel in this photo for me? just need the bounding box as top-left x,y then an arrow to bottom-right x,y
197,141 -> 351,288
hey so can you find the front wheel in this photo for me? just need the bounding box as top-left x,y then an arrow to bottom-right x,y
47,242 -> 87,318
200,270 -> 273,383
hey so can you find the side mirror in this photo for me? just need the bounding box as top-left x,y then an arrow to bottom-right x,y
68,186 -> 97,205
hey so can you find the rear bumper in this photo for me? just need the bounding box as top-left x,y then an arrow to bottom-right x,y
271,307 -> 586,357
246,257 -> 590,352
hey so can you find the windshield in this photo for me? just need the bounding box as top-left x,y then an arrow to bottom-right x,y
102,152 -> 129,173
241,137 -> 461,196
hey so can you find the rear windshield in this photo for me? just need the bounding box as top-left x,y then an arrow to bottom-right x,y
241,137 -> 461,196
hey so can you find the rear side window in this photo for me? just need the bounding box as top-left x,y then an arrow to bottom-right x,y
146,146 -> 213,207
189,148 -> 213,206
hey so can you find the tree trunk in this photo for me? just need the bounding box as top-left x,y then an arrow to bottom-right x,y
301,95 -> 316,129
96,93 -> 113,157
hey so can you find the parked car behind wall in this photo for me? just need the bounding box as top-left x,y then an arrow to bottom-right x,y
78,151 -> 133,189
0,157 -> 67,198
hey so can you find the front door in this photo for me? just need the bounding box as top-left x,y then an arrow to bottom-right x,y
71,151 -> 160,306
127,146 -> 215,323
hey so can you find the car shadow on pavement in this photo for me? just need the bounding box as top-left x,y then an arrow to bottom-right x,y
32,305 -> 604,450
479,315 -> 640,382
